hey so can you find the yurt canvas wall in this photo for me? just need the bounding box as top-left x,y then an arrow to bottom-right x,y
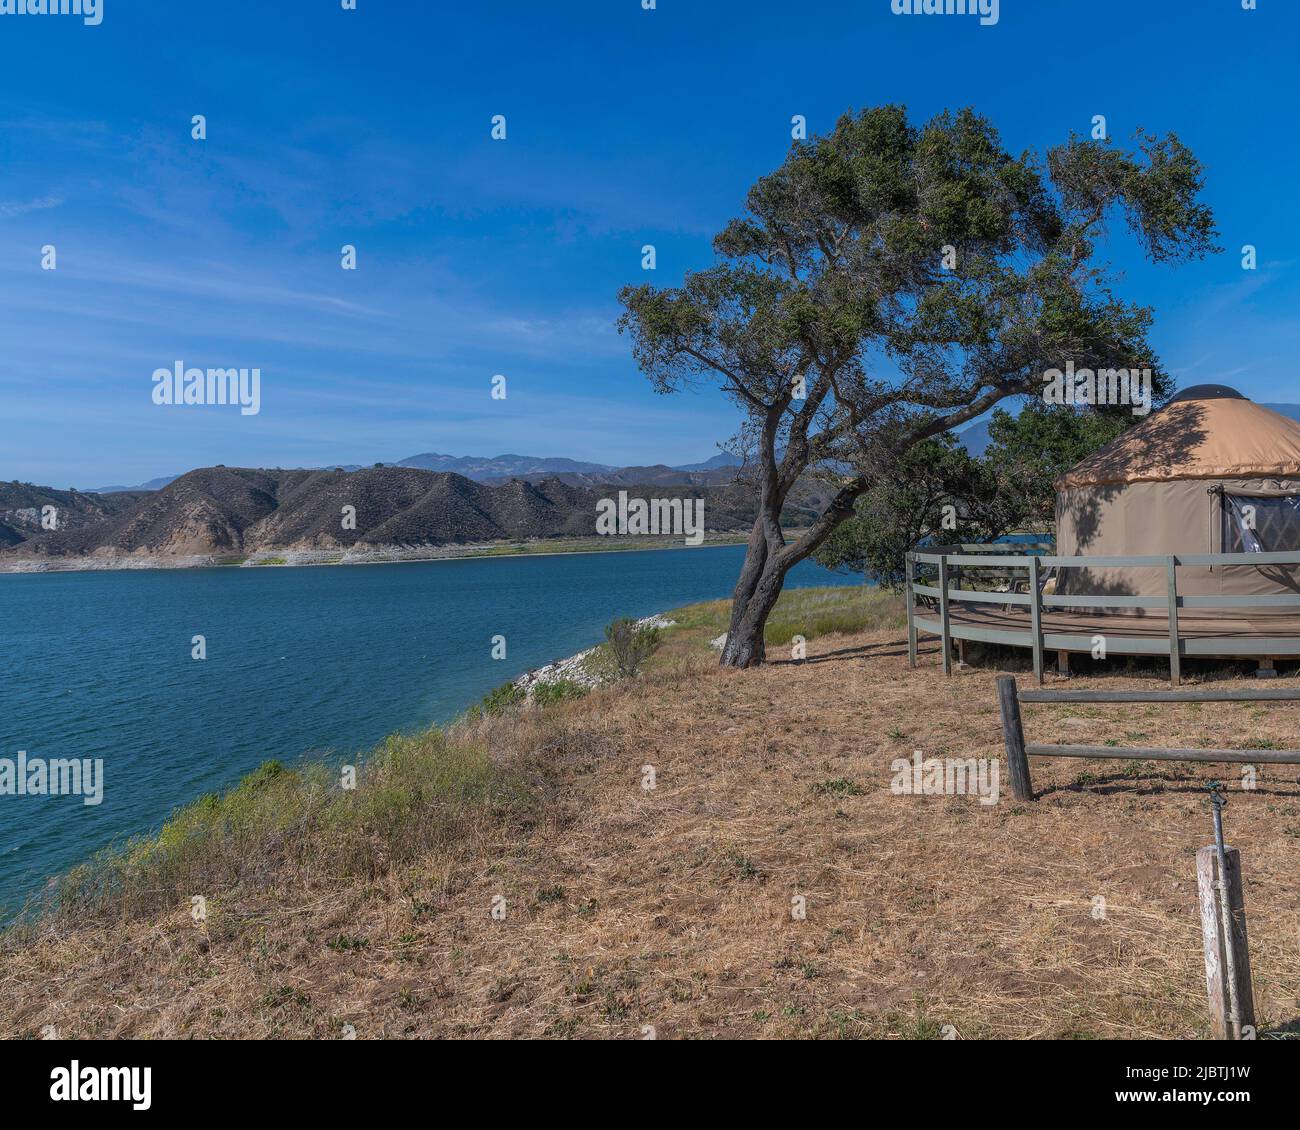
1054,386 -> 1300,603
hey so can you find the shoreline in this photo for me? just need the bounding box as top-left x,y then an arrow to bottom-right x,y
511,614 -> 680,697
0,533 -> 764,576
0,601 -> 712,919
0,581 -> 866,930
0,603 -> 691,919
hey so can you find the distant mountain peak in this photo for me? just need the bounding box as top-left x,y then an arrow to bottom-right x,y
672,453 -> 743,472
87,452 -> 743,491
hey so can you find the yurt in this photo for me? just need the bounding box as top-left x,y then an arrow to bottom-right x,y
1054,385 -> 1300,604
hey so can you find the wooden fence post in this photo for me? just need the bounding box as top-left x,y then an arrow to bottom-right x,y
1197,846 -> 1255,1039
939,557 -> 952,677
996,675 -> 1034,801
1166,556 -> 1181,688
905,552 -> 917,669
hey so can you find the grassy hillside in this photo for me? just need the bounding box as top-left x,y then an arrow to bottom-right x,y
3,585 -> 1298,1040
663,584 -> 903,647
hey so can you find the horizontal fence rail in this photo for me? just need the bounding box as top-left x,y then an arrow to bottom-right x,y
995,675 -> 1300,800
1024,744 -> 1300,765
913,547 -> 1300,568
905,544 -> 1300,686
1018,687 -> 1300,703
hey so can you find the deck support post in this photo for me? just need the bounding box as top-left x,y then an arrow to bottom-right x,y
1256,658 -> 1276,680
1166,556 -> 1182,688
938,557 -> 952,676
1057,650 -> 1070,677
905,553 -> 917,669
1028,556 -> 1044,686
996,675 -> 1034,801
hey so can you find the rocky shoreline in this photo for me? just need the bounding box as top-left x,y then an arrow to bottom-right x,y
0,536 -> 749,575
0,545 -> 513,574
512,615 -> 677,697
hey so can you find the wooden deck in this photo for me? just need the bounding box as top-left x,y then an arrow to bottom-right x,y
906,545 -> 1300,684
913,600 -> 1300,658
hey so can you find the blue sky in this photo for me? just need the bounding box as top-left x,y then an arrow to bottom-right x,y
1,0 -> 1297,488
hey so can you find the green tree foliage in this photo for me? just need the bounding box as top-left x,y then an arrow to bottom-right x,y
618,106 -> 1217,665
816,400 -> 1151,587
815,433 -> 1009,587
981,399 -> 1146,529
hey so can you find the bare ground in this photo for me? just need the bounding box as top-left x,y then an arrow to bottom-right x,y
4,621 -> 1299,1040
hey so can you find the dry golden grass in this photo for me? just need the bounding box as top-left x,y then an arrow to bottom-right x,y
3,600 -> 1299,1040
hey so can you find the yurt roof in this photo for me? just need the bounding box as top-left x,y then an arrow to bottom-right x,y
1056,387 -> 1300,488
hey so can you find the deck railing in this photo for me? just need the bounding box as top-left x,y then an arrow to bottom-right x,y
905,545 -> 1300,686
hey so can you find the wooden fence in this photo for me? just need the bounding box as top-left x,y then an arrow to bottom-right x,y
994,675 -> 1300,801
907,545 -> 1300,686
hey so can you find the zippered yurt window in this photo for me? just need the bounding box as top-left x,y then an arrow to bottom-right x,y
1222,493 -> 1300,554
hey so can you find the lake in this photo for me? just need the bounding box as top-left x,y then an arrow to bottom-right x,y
0,546 -> 847,914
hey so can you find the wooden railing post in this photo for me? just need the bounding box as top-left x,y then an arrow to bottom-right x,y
1166,555 -> 1181,688
1028,555 -> 1044,686
905,552 -> 917,669
938,556 -> 952,676
996,675 -> 1034,801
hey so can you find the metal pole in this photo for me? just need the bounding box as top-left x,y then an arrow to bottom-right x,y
1166,556 -> 1181,688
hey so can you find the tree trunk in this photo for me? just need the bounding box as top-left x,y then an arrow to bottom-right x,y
721,498 -> 801,667
720,553 -> 789,667
719,474 -> 868,668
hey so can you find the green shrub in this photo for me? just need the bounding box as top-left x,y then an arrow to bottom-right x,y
44,729 -> 531,924
602,618 -> 661,679
532,678 -> 587,706
467,680 -> 526,719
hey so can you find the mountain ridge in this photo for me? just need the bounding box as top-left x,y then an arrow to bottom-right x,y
3,465 -> 791,563
85,451 -> 745,493
73,406 -> 1300,490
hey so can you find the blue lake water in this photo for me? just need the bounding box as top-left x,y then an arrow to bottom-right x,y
0,546 -> 847,914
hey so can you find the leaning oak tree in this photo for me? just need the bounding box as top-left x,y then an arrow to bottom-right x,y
618,106 -> 1218,667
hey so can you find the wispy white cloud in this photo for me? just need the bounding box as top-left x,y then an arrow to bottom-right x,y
0,195 -> 63,219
